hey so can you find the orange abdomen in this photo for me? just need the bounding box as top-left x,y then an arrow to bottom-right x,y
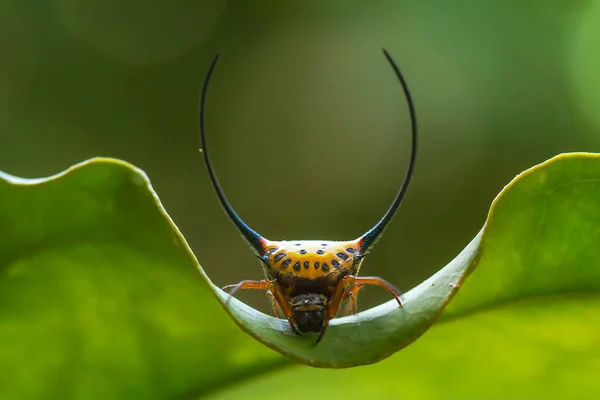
263,239 -> 361,280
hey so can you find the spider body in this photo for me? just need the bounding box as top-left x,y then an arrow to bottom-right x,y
263,239 -> 360,283
199,49 -> 417,342
263,239 -> 364,334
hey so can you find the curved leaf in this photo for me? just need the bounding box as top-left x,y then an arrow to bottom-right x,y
204,152 -> 600,368
0,159 -> 280,399
211,296 -> 600,399
208,152 -> 600,397
1,152 -> 599,398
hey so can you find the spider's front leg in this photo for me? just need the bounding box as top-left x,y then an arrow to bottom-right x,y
222,279 -> 300,335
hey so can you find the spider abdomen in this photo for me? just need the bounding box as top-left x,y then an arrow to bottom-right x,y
264,239 -> 361,280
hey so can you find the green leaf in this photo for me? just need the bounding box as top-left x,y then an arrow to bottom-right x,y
204,152 -> 600,368
211,295 -> 600,399
209,152 -> 600,398
2,152 -> 599,398
0,159 -> 280,399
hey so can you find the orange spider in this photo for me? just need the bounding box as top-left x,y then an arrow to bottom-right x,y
199,49 -> 417,343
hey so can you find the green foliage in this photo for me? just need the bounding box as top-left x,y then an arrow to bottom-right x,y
1,153 -> 598,398
0,160 -> 278,399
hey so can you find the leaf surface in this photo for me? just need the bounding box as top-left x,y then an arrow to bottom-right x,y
1,153 -> 598,398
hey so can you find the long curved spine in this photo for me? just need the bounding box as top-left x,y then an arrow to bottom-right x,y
199,52 -> 266,256
358,49 -> 418,254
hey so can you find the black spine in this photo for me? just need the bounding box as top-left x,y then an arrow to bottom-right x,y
200,52 -> 265,255
359,49 -> 418,253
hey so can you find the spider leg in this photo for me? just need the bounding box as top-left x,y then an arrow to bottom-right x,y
316,278 -> 355,343
222,279 -> 270,301
316,275 -> 402,343
348,276 -> 403,307
266,283 -> 301,335
342,283 -> 364,316
266,290 -> 282,318
222,279 -> 300,335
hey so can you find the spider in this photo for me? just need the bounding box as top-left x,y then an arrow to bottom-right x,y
199,49 -> 417,343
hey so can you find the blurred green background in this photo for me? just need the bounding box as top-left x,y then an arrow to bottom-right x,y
1,0 -> 599,315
